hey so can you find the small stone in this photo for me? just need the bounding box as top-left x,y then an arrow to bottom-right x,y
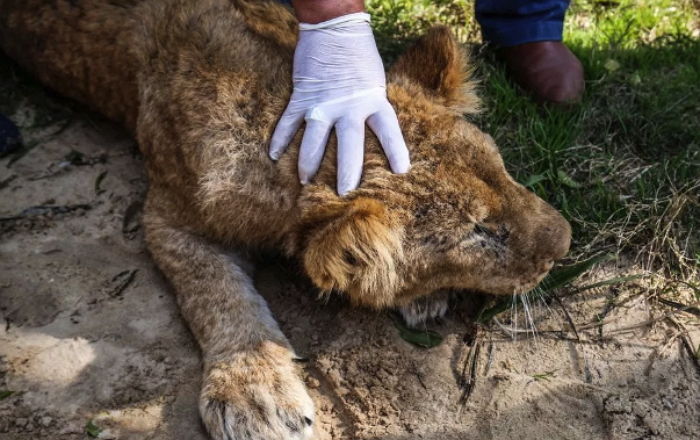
336,386 -> 349,396
58,421 -> 82,435
99,428 -> 118,439
40,416 -> 52,427
15,418 -> 28,428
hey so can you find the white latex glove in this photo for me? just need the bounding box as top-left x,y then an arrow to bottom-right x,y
269,12 -> 410,195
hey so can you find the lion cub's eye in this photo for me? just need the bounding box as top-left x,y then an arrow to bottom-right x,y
474,224 -> 509,243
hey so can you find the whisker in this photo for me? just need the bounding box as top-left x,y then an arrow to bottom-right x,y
534,286 -> 556,318
520,291 -> 538,342
510,291 -> 518,341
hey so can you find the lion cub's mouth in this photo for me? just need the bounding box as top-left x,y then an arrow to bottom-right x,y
442,259 -> 556,298
500,259 -> 556,296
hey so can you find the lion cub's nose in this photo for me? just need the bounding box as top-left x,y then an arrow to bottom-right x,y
535,208 -> 572,263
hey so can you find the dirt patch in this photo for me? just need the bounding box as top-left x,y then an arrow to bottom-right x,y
1,109 -> 699,440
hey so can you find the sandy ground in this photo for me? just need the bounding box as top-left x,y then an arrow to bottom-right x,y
1,104 -> 699,440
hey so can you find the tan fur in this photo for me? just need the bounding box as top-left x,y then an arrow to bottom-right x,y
0,1 -> 571,438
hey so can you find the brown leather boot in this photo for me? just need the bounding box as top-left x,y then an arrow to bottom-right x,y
498,41 -> 584,105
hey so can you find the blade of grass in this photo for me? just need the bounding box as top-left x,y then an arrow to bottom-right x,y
539,254 -> 616,292
479,254 -> 616,323
572,274 -> 647,293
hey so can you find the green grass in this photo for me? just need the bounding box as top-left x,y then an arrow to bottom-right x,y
368,0 -> 478,60
369,0 -> 699,278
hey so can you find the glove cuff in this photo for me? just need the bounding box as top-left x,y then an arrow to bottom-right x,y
299,12 -> 370,31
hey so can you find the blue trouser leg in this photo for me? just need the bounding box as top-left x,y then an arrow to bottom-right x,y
475,0 -> 570,47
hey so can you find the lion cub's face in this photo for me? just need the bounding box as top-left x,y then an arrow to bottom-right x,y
299,27 -> 571,308
393,121 -> 572,304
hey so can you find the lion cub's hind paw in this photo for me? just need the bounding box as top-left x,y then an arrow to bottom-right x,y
398,292 -> 451,327
200,343 -> 314,440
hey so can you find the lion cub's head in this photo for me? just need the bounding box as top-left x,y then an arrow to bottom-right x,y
297,27 -> 571,308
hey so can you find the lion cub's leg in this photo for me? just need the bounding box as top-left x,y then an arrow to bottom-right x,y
143,206 -> 314,440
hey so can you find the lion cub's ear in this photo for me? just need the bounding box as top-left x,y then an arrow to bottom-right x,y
389,26 -> 479,114
302,197 -> 402,308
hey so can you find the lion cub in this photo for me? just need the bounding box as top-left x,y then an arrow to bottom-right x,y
0,0 -> 571,438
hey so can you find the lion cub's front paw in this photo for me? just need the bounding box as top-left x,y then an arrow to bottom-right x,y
398,291 -> 451,327
199,342 -> 314,440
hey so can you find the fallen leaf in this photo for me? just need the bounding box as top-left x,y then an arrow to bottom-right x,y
85,420 -> 102,438
390,313 -> 444,348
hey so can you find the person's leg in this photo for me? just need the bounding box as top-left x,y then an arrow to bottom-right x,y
475,0 -> 584,104
476,0 -> 569,47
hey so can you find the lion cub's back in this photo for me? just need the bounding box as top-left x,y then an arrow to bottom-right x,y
0,0 -> 144,130
0,0 -> 296,132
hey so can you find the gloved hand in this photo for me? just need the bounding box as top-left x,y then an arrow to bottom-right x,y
269,12 -> 410,195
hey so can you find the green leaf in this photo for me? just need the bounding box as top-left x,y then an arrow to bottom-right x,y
390,313 -> 443,349
85,420 -> 102,438
0,390 -> 14,400
477,298 -> 513,324
539,254 -> 616,293
523,173 -> 548,188
556,170 -> 583,189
